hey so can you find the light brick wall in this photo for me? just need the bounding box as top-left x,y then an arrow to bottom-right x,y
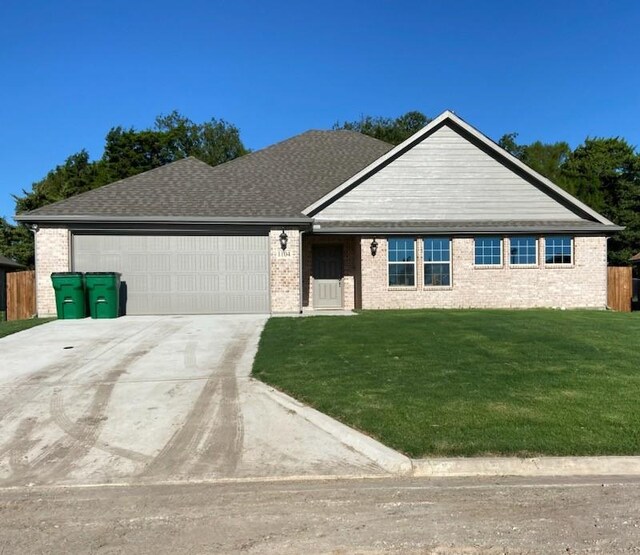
269,229 -> 301,313
359,236 -> 608,310
35,226 -> 71,316
302,235 -> 356,310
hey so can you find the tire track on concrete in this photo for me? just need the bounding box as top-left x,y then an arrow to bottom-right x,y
1,322 -> 181,486
6,418 -> 38,476
141,331 -> 250,480
48,392 -> 150,463
0,322 -> 158,425
197,347 -> 245,476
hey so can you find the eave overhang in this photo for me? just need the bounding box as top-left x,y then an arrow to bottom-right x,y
15,214 -> 313,226
312,221 -> 624,236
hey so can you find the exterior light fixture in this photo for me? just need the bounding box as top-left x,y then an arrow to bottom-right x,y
370,238 -> 378,256
279,230 -> 288,250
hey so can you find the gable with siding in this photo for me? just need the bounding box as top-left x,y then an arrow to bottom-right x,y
314,123 -> 583,222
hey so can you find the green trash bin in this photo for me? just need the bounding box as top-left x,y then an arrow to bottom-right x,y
85,272 -> 120,319
51,272 -> 87,319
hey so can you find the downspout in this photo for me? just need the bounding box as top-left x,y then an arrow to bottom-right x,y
27,223 -> 39,317
299,229 -> 306,314
605,235 -> 610,310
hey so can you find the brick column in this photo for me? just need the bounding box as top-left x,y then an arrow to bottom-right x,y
269,229 -> 301,313
35,227 -> 70,316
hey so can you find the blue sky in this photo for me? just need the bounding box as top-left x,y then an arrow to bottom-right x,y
1,0 -> 638,220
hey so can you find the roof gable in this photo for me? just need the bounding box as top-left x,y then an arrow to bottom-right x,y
306,111 -> 615,227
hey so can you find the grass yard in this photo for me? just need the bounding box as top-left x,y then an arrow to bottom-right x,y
253,310 -> 640,458
0,318 -> 53,339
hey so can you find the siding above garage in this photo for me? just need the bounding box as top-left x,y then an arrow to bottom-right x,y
314,124 -> 584,222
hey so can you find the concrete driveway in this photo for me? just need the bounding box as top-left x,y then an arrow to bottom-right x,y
0,315 -> 385,486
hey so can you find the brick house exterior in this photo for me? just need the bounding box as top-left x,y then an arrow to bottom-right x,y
20,111 -> 621,316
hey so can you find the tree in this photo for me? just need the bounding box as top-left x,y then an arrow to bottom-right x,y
562,138 -> 640,265
154,111 -> 248,167
0,217 -> 33,266
334,110 -> 430,145
498,133 -> 572,188
14,150 -> 108,214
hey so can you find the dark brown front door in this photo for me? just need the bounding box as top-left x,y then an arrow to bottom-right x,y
312,245 -> 343,308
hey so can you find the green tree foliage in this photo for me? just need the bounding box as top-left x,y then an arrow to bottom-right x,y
334,110 -> 430,145
0,217 -> 33,266
14,150 -> 109,214
562,138 -> 640,266
498,133 -> 572,188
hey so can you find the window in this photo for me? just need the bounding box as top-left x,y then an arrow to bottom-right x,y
509,236 -> 537,265
545,236 -> 573,265
388,237 -> 415,286
424,238 -> 451,286
474,236 -> 502,266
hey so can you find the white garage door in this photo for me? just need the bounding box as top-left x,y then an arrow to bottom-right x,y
73,235 -> 270,315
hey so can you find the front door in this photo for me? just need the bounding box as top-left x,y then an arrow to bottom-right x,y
312,245 -> 343,309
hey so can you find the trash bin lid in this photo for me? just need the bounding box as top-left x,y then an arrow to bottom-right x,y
84,272 -> 120,277
51,272 -> 84,277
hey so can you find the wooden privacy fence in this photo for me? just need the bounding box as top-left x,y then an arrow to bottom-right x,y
7,270 -> 36,321
607,266 -> 632,312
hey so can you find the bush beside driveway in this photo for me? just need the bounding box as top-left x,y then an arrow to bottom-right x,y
253,309 -> 640,458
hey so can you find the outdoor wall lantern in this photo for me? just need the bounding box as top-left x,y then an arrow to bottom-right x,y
279,230 -> 288,250
370,238 -> 378,256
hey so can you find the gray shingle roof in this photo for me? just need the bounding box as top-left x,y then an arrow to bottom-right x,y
20,130 -> 394,220
0,255 -> 24,269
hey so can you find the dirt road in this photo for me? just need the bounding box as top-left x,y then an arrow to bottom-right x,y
1,475 -> 639,553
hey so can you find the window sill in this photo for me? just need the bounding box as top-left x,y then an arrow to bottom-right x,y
510,264 -> 539,269
387,286 -> 418,291
473,264 -> 503,270
544,264 -> 575,269
422,286 -> 453,291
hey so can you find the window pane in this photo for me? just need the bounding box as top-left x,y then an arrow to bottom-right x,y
474,237 -> 501,265
545,236 -> 572,264
509,236 -> 537,265
389,263 -> 415,286
425,263 -> 450,286
424,238 -> 450,262
388,238 -> 415,262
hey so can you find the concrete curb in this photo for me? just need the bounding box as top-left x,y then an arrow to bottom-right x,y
256,382 -> 413,475
254,382 -> 640,479
413,456 -> 640,477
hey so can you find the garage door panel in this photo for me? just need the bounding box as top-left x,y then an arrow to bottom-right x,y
73,234 -> 270,315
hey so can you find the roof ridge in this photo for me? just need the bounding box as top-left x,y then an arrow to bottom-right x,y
206,128 -> 394,176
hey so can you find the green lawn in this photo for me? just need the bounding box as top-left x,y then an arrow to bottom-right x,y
253,310 -> 640,458
0,318 -> 53,339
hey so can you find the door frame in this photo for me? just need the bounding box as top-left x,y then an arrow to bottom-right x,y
311,244 -> 344,309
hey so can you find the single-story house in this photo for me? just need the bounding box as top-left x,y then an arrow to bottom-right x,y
0,254 -> 25,318
17,111 -> 622,317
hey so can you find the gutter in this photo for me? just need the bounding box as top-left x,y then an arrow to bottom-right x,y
312,224 -> 624,235
27,224 -> 38,316
15,214 -> 313,225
